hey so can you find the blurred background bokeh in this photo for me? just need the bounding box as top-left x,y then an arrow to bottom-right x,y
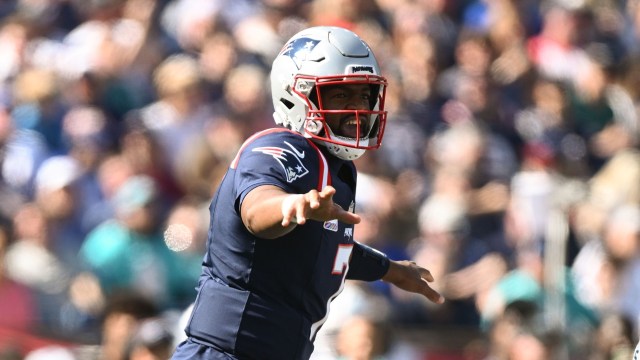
0,0 -> 639,359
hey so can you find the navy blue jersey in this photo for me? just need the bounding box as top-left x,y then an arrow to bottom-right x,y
180,128 -> 387,360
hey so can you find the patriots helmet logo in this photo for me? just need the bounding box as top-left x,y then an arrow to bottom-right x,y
279,37 -> 320,70
253,141 -> 309,183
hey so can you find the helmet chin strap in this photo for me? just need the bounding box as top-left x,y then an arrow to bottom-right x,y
318,126 -> 370,160
326,142 -> 366,160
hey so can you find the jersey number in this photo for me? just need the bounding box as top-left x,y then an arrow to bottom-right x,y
310,244 -> 354,340
331,244 -> 353,275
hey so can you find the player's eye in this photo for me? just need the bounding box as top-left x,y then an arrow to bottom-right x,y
331,92 -> 348,99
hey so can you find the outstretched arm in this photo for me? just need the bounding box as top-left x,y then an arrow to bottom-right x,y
241,185 -> 361,239
382,260 -> 444,305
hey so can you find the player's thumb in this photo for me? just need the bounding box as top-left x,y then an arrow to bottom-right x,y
337,206 -> 361,224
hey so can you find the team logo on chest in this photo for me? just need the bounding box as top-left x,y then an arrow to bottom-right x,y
253,141 -> 309,183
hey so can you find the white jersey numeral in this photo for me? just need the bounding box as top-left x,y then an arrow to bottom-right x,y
310,244 -> 354,340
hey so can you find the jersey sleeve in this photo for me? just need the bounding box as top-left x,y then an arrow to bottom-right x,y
346,241 -> 390,281
232,130 -> 318,212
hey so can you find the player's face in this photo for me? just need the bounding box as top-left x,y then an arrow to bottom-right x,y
319,83 -> 372,139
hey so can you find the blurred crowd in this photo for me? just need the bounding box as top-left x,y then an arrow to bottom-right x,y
0,0 -> 639,359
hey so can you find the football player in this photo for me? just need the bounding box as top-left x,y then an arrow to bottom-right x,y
171,26 -> 444,360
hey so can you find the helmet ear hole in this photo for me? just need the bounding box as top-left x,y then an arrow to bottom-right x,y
280,98 -> 295,110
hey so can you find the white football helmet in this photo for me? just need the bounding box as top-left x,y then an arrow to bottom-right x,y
270,26 -> 388,160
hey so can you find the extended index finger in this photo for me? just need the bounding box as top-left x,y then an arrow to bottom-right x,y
420,280 -> 445,304
335,207 -> 361,225
416,267 -> 444,304
417,267 -> 435,282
